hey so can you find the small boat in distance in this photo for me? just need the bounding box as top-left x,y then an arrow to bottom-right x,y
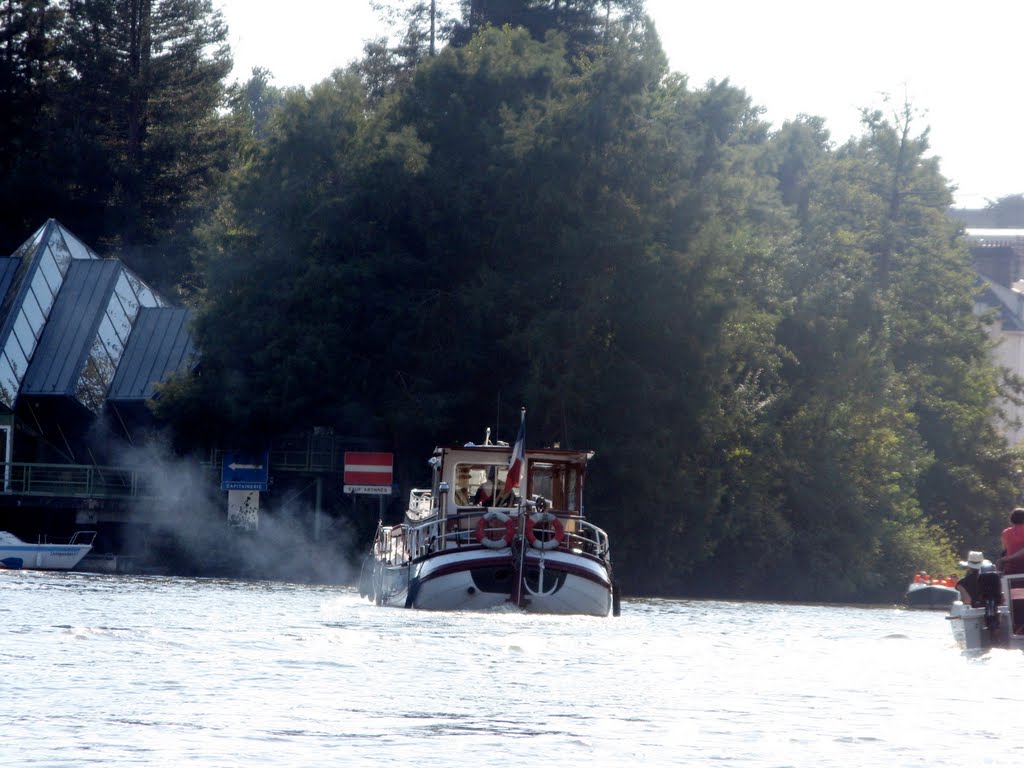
360,415 -> 619,616
0,530 -> 96,571
904,573 -> 958,609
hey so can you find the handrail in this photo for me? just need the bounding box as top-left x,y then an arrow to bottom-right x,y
2,432 -> 380,500
68,530 -> 97,546
394,509 -> 609,560
3,462 -> 153,500
204,433 -> 382,475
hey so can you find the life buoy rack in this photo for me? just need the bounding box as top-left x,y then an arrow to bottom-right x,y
526,511 -> 564,550
475,510 -> 514,548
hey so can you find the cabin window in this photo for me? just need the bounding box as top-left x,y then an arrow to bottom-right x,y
529,462 -> 580,513
453,462 -> 516,506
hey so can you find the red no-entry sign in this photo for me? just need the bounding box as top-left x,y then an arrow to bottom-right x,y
344,452 -> 393,495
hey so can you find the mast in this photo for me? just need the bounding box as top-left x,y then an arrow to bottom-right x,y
509,407 -> 527,607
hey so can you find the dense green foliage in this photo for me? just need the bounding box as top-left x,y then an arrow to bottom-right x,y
0,0 -> 231,292
2,0 -> 1021,600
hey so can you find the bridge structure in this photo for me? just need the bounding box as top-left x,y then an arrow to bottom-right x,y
0,432 -> 357,501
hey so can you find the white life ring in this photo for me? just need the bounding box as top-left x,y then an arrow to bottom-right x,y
475,510 -> 514,548
526,511 -> 564,550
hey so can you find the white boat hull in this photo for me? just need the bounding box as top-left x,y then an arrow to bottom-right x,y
0,530 -> 95,571
374,547 -> 612,616
0,544 -> 92,570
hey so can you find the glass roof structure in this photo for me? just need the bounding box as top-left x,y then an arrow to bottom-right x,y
0,220 -> 194,413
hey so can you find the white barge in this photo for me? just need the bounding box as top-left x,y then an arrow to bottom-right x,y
360,421 -> 618,616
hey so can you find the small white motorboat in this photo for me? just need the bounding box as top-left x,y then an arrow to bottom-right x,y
359,416 -> 619,616
947,565 -> 1024,651
0,530 -> 96,571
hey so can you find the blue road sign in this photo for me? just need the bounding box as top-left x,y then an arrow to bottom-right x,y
221,449 -> 270,491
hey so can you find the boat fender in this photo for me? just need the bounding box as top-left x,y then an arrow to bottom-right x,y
475,511 -> 514,548
526,511 -> 564,550
405,577 -> 420,609
358,554 -> 374,599
373,569 -> 384,606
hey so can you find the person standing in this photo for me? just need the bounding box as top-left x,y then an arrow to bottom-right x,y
999,508 -> 1024,574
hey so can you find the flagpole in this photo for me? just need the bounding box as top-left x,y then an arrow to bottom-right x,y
511,407 -> 527,608
516,407 -> 527,503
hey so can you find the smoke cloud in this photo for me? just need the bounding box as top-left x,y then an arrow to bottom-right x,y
104,434 -> 364,584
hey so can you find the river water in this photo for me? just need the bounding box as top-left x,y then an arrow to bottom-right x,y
1,571 -> 1019,766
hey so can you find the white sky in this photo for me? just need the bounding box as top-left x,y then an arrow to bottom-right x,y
214,0 -> 1024,209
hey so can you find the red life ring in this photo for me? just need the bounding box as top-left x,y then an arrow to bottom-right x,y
526,511 -> 564,550
475,511 -> 514,548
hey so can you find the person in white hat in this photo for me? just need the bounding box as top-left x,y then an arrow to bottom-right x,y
956,551 -> 992,606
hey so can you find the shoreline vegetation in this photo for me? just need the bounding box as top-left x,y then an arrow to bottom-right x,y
1,1 -> 1021,603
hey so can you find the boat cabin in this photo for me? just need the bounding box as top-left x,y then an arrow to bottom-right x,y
432,445 -> 588,513
384,444 -> 600,559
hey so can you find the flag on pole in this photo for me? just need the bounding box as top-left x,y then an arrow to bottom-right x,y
503,410 -> 525,496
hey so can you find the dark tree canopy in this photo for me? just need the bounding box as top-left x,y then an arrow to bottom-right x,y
2,0 -> 1019,602
0,0 -> 232,293
169,10 -> 1022,601
450,0 -> 646,51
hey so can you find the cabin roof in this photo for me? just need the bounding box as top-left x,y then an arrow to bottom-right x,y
436,444 -> 592,464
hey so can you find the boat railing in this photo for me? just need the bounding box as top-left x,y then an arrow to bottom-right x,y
35,530 -> 97,547
443,506 -> 532,551
406,516 -> 466,557
406,489 -> 434,521
68,531 -> 97,547
561,517 -> 610,558
374,524 -> 409,566
400,509 -> 609,559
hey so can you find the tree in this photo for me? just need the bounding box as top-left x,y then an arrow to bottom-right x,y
986,194 -> 1024,228
853,107 -> 1020,550
226,68 -> 284,140
0,0 -> 65,250
754,104 -> 1020,600
449,0 -> 646,56
186,21 -> 798,593
51,0 -> 232,290
167,70 -> 390,443
360,5 -> 431,103
175,16 -> 1020,601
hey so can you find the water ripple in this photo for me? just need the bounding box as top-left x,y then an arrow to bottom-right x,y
0,573 -> 1012,766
